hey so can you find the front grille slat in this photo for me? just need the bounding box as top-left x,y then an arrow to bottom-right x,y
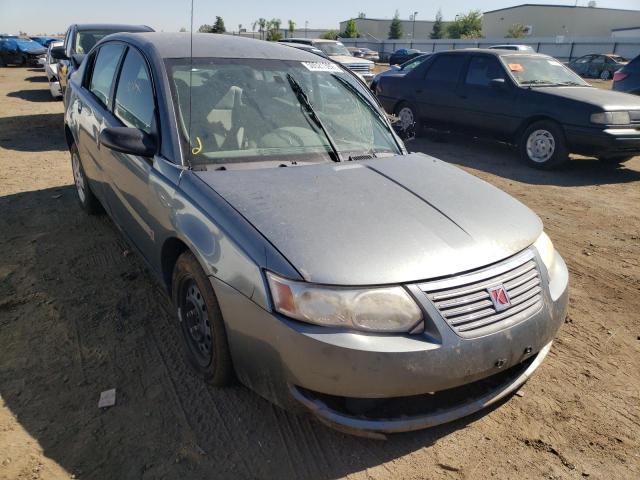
421,251 -> 544,338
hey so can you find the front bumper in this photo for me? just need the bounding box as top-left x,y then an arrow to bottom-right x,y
213,249 -> 569,435
565,125 -> 640,157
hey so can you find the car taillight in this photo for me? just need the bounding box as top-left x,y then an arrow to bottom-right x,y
613,71 -> 629,82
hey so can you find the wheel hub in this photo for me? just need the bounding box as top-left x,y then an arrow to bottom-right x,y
526,129 -> 555,163
181,280 -> 212,365
71,153 -> 86,203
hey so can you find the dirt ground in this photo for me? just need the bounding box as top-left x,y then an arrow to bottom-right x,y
0,66 -> 639,480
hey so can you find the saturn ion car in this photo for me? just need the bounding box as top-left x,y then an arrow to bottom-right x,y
63,32 -> 569,436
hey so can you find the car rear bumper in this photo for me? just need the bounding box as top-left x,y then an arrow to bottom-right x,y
212,249 -> 569,435
566,125 -> 640,157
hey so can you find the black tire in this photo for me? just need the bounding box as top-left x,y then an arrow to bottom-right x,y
519,120 -> 569,169
394,101 -> 421,137
172,251 -> 233,386
70,143 -> 102,214
598,155 -> 634,165
600,70 -> 611,81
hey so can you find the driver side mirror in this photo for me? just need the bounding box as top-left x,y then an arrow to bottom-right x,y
100,127 -> 157,158
50,46 -> 68,61
490,78 -> 507,89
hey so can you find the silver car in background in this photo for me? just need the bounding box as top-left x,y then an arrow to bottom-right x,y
63,33 -> 569,437
44,41 -> 64,98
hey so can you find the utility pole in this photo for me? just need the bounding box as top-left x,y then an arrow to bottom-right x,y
305,20 -> 308,38
412,11 -> 418,39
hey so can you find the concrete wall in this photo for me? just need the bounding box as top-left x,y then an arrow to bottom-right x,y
339,18 -> 439,40
612,28 -> 640,39
339,36 -> 640,63
483,5 -> 640,38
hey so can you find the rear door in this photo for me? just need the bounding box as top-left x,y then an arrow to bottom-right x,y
99,46 -> 159,258
415,53 -> 468,129
77,42 -> 126,205
455,54 -> 519,139
571,55 -> 592,76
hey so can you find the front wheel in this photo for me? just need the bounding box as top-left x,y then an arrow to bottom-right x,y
600,70 -> 611,80
172,252 -> 233,386
70,144 -> 102,214
519,120 -> 569,169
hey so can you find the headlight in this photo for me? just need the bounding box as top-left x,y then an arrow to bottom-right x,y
590,111 -> 630,125
266,272 -> 422,333
533,231 -> 556,272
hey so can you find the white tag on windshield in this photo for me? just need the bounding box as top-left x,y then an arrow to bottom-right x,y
301,61 -> 342,72
547,60 -> 562,66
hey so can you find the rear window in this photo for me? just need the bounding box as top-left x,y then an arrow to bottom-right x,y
425,55 -> 465,83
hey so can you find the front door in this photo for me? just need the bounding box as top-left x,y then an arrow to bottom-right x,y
455,54 -> 518,139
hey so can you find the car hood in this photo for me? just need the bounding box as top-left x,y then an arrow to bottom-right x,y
195,154 -> 542,285
331,55 -> 373,65
535,85 -> 640,110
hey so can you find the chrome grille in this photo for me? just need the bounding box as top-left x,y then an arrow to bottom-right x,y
419,250 -> 544,338
344,63 -> 371,72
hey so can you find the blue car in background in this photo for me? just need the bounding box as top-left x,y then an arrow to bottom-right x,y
30,36 -> 61,48
370,53 -> 430,92
389,48 -> 423,66
0,37 -> 46,66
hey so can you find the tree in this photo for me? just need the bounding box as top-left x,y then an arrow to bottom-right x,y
253,18 -> 268,40
266,18 -> 282,41
342,19 -> 360,38
388,10 -> 402,39
506,23 -> 527,39
288,20 -> 296,36
447,10 -> 482,39
357,12 -> 366,19
179,27 -> 187,32
198,24 -> 214,33
430,9 -> 444,39
320,30 -> 339,40
212,16 -> 226,33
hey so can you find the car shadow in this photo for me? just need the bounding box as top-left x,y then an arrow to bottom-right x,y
7,89 -> 53,102
409,133 -> 640,187
0,185 -> 512,479
24,75 -> 48,83
0,113 -> 66,152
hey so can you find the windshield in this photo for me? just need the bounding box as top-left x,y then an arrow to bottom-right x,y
502,55 -> 589,86
316,42 -> 351,57
75,30 -> 119,54
167,58 -> 400,166
402,55 -> 427,71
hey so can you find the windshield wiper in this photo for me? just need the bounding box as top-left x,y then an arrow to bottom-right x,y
520,79 -> 559,86
555,81 -> 587,86
286,73 -> 342,162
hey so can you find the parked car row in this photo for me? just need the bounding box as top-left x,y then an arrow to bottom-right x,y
57,28 -> 570,436
375,48 -> 640,168
0,35 -> 46,66
279,38 -> 375,82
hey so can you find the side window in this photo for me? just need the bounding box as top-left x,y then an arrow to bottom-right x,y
465,56 -> 505,87
89,44 -> 125,107
425,55 -> 466,86
591,56 -> 605,65
114,49 -> 155,133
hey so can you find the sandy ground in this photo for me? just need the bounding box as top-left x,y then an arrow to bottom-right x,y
0,66 -> 639,480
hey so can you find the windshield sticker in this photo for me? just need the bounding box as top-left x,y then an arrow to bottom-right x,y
508,63 -> 524,72
301,61 -> 342,73
547,60 -> 562,66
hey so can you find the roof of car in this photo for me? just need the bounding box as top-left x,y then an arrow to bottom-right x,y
451,48 -> 545,57
72,24 -> 153,32
102,32 -> 325,61
283,38 -> 339,44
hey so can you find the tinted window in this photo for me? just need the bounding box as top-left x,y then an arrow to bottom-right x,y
89,44 -> 125,107
591,56 -> 605,65
114,49 -> 155,133
425,55 -> 466,83
465,56 -> 505,86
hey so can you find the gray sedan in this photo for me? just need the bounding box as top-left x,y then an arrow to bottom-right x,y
63,32 -> 569,436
